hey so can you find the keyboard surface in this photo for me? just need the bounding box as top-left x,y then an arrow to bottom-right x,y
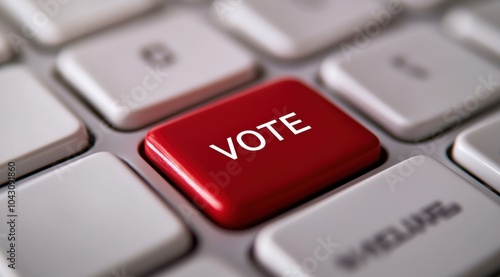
1,0 -> 500,276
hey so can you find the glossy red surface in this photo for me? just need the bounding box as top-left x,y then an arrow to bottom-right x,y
145,78 -> 380,229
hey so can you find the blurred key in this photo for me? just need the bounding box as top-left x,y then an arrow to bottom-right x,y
321,26 -> 500,141
0,65 -> 88,184
0,0 -> 159,46
0,33 -> 14,63
255,156 -> 500,277
453,115 -> 500,192
444,0 -> 500,59
213,0 -> 394,59
156,257 -> 243,277
57,12 -> 257,130
0,152 -> 192,277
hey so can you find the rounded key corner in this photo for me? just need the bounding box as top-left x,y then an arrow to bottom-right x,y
168,220 -> 193,247
211,211 -> 251,230
87,151 -> 116,161
144,130 -> 176,157
110,113 -> 149,132
253,230 -> 276,257
55,49 -> 76,70
267,40 -> 311,60
68,114 -> 90,135
388,123 -> 426,142
364,137 -> 383,158
33,25 -> 67,47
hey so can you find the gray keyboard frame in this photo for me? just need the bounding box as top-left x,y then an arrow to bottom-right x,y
1,0 -> 499,276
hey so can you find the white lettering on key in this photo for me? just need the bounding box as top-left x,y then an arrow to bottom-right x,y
279,112 -> 312,135
209,112 -> 311,159
209,137 -> 238,160
237,130 -> 266,151
257,120 -> 284,141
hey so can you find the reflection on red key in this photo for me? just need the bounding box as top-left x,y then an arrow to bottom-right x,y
145,79 -> 380,229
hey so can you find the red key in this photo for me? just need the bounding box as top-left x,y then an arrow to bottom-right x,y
145,79 -> 380,229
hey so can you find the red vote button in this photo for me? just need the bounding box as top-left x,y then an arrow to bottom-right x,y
145,79 -> 380,229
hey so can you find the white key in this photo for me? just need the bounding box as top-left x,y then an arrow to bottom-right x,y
0,152 -> 192,277
0,0 -> 159,46
156,257 -> 243,277
57,12 -> 257,130
213,0 -> 393,59
255,156 -> 500,277
0,33 -> 14,63
320,26 -> 500,141
0,65 -> 88,184
399,0 -> 450,11
443,0 -> 500,59
453,115 -> 500,193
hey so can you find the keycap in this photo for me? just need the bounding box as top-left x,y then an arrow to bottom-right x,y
399,0 -> 450,10
255,156 -> 500,277
145,78 -> 381,229
0,152 -> 192,277
443,0 -> 500,59
57,12 -> 257,130
0,33 -> 13,63
0,0 -> 159,46
320,26 -> 500,141
0,65 -> 88,184
155,257 -> 243,277
453,115 -> 500,193
213,0 -> 391,59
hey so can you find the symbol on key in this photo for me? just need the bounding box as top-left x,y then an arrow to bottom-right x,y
392,56 -> 428,80
141,43 -> 174,67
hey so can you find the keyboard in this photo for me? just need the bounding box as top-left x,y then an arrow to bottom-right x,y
1,0 -> 500,276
